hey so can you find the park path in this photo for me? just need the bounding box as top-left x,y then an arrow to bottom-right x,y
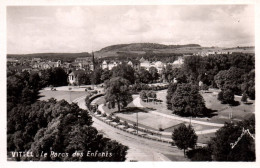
75,96 -> 185,161
94,96 -> 220,135
133,96 -> 224,128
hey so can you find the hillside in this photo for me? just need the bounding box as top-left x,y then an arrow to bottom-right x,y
98,43 -> 201,52
95,43 -> 202,57
7,43 -> 254,60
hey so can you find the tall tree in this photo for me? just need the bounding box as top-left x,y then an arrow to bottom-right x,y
111,63 -> 135,84
149,66 -> 159,83
52,67 -> 68,86
101,69 -> 111,82
166,83 -> 178,109
214,67 -> 245,95
172,124 -> 198,156
91,67 -> 103,85
209,116 -> 255,161
170,83 -> 206,117
8,99 -> 129,161
137,68 -> 152,84
104,77 -> 133,112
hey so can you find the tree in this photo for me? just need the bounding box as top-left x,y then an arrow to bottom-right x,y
140,90 -> 147,101
91,67 -> 103,85
8,99 -> 129,161
183,55 -> 204,82
149,67 -> 159,83
172,124 -> 198,156
241,70 -> 255,100
166,83 -> 178,109
101,69 -> 111,82
104,77 -> 133,112
186,147 -> 212,161
209,116 -> 255,161
111,63 -> 135,84
218,89 -> 235,104
214,67 -> 245,95
78,72 -> 91,86
170,83 -> 206,117
162,64 -> 174,82
137,68 -> 152,84
52,67 -> 68,86
241,93 -> 248,103
172,68 -> 187,84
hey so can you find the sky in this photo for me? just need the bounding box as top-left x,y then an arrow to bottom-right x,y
7,5 -> 255,54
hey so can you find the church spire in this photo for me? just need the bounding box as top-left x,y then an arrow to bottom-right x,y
92,51 -> 95,70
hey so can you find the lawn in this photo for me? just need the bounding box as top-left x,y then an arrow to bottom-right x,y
197,132 -> 216,144
139,89 -> 255,124
198,89 -> 255,123
139,90 -> 173,115
39,90 -> 88,103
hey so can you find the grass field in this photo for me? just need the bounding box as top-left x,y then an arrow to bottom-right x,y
39,90 -> 88,103
140,89 -> 255,124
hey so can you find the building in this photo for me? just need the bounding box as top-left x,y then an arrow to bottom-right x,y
32,60 -> 61,70
139,57 -> 150,70
101,60 -> 108,69
75,57 -> 92,63
154,61 -> 165,74
172,57 -> 184,65
68,70 -> 85,85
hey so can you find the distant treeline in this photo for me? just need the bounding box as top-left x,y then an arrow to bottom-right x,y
7,52 -> 91,62
98,52 -> 182,63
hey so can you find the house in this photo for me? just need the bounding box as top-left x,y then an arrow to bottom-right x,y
172,57 -> 184,65
127,61 -> 133,67
68,70 -> 85,85
140,60 -> 150,70
108,61 -> 119,70
32,60 -> 61,70
102,60 -> 108,69
75,57 -> 92,63
31,58 -> 42,63
154,61 -> 165,74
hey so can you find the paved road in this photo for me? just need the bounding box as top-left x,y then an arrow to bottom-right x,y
76,96 -> 187,161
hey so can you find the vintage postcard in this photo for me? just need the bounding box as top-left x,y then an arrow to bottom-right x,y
1,0 -> 259,168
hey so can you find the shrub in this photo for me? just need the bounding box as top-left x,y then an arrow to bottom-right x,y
92,90 -> 98,94
218,89 -> 235,104
96,110 -> 101,115
200,84 -> 209,91
186,147 -> 212,161
107,114 -> 113,120
101,113 -> 107,117
113,116 -> 120,123
124,121 -> 129,128
159,128 -> 164,131
241,93 -> 248,102
140,90 -> 147,100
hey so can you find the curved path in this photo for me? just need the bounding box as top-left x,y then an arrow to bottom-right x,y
94,96 -> 220,136
75,96 -> 187,161
133,96 -> 224,127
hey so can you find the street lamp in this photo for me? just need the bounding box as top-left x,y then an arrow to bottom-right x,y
229,106 -> 233,123
136,112 -> 138,135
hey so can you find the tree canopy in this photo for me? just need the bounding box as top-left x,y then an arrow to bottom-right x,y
7,99 -> 128,161
209,116 -> 255,161
104,77 -> 133,112
170,83 -> 206,117
172,124 -> 198,156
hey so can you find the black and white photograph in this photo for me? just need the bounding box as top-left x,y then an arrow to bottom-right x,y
1,0 -> 259,166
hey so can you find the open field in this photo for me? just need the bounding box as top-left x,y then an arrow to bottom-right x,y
39,90 -> 88,103
140,89 -> 255,124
